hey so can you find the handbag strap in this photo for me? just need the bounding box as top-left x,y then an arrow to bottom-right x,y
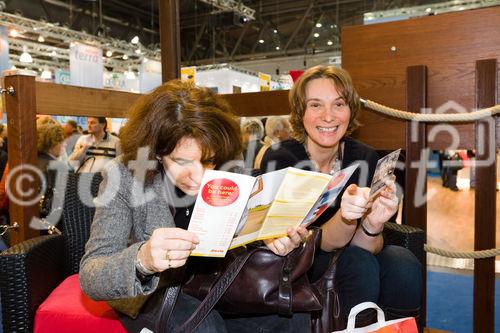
278,253 -> 293,316
156,248 -> 258,333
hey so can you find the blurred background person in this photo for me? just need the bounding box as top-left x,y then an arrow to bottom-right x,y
63,120 -> 81,156
69,116 -> 121,173
241,117 -> 264,169
254,116 -> 291,169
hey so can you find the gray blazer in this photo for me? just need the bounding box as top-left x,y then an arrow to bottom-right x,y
80,159 -> 175,301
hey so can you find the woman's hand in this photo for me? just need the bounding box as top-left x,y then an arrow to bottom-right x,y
137,227 -> 199,273
340,184 -> 370,221
364,179 -> 399,229
264,226 -> 309,256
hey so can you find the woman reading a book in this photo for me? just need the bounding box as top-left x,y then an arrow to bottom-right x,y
260,65 -> 422,328
80,79 -> 310,332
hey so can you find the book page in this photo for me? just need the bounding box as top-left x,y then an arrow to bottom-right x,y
229,168 -> 288,249
258,168 -> 332,239
301,164 -> 359,226
188,170 -> 255,257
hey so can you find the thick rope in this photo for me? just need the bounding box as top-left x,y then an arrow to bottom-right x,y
362,99 -> 500,122
424,244 -> 500,259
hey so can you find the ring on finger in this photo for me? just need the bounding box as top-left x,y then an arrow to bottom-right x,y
165,250 -> 171,261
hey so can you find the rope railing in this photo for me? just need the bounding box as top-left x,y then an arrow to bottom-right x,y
424,244 -> 500,259
361,98 -> 500,122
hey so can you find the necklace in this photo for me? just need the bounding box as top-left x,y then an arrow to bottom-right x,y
303,141 -> 343,175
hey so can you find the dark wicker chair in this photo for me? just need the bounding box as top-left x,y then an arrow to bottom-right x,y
0,172 -> 102,333
0,172 -> 424,333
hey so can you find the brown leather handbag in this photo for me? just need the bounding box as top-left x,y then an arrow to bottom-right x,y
156,227 -> 323,333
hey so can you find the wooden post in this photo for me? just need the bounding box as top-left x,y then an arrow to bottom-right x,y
473,59 -> 497,333
2,73 -> 40,245
404,65 -> 427,330
159,0 -> 181,82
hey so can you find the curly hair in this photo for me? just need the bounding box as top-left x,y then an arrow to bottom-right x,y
37,122 -> 65,153
120,79 -> 242,182
289,66 -> 361,143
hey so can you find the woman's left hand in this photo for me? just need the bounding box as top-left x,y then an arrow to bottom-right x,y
364,178 -> 399,228
264,226 -> 309,256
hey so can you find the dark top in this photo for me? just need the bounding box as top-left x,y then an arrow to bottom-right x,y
243,139 -> 264,169
260,137 -> 379,280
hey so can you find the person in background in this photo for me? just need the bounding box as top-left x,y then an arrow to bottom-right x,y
240,117 -> 264,169
63,120 -> 81,156
68,116 -> 121,173
254,116 -> 292,169
37,121 -> 65,173
80,80 -> 310,333
260,65 -> 421,329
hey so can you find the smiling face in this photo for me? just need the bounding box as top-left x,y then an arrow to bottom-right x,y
162,137 -> 215,196
303,78 -> 351,152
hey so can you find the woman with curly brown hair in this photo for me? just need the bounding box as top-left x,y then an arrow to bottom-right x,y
80,80 -> 309,332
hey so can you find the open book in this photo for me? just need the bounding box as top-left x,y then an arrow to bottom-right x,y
188,165 -> 358,257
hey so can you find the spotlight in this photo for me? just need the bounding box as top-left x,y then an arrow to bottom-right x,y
106,50 -> 113,57
131,36 -> 139,44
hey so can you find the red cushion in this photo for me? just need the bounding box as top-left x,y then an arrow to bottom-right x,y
34,274 -> 127,333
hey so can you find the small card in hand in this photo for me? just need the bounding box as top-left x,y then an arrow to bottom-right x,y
368,149 -> 401,199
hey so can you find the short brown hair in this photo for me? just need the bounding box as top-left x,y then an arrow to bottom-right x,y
120,79 -> 242,181
289,66 -> 361,142
37,122 -> 64,153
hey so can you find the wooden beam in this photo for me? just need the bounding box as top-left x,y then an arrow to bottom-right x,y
35,82 -> 139,118
473,59 -> 497,333
2,74 -> 40,245
343,6 -> 500,149
159,0 -> 180,82
404,65 -> 427,331
223,90 -> 290,117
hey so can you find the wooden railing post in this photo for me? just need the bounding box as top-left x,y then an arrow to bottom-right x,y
159,0 -> 181,82
473,59 -> 497,333
2,72 -> 40,245
404,65 -> 428,330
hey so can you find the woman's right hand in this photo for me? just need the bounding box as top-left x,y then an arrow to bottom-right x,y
137,227 -> 199,273
340,184 -> 370,221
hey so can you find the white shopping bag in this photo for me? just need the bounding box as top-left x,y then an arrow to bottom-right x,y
332,302 -> 418,333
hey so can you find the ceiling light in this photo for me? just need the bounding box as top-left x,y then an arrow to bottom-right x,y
9,29 -> 18,37
258,39 -> 264,44
41,68 -> 52,80
275,46 -> 280,50
122,54 -> 128,60
315,23 -> 322,28
313,33 -> 320,38
273,29 -> 278,33
106,50 -> 113,57
38,35 -> 45,43
20,46 -> 33,63
131,36 -> 139,44
50,50 -> 57,57
135,48 -> 141,54
327,40 -> 333,46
